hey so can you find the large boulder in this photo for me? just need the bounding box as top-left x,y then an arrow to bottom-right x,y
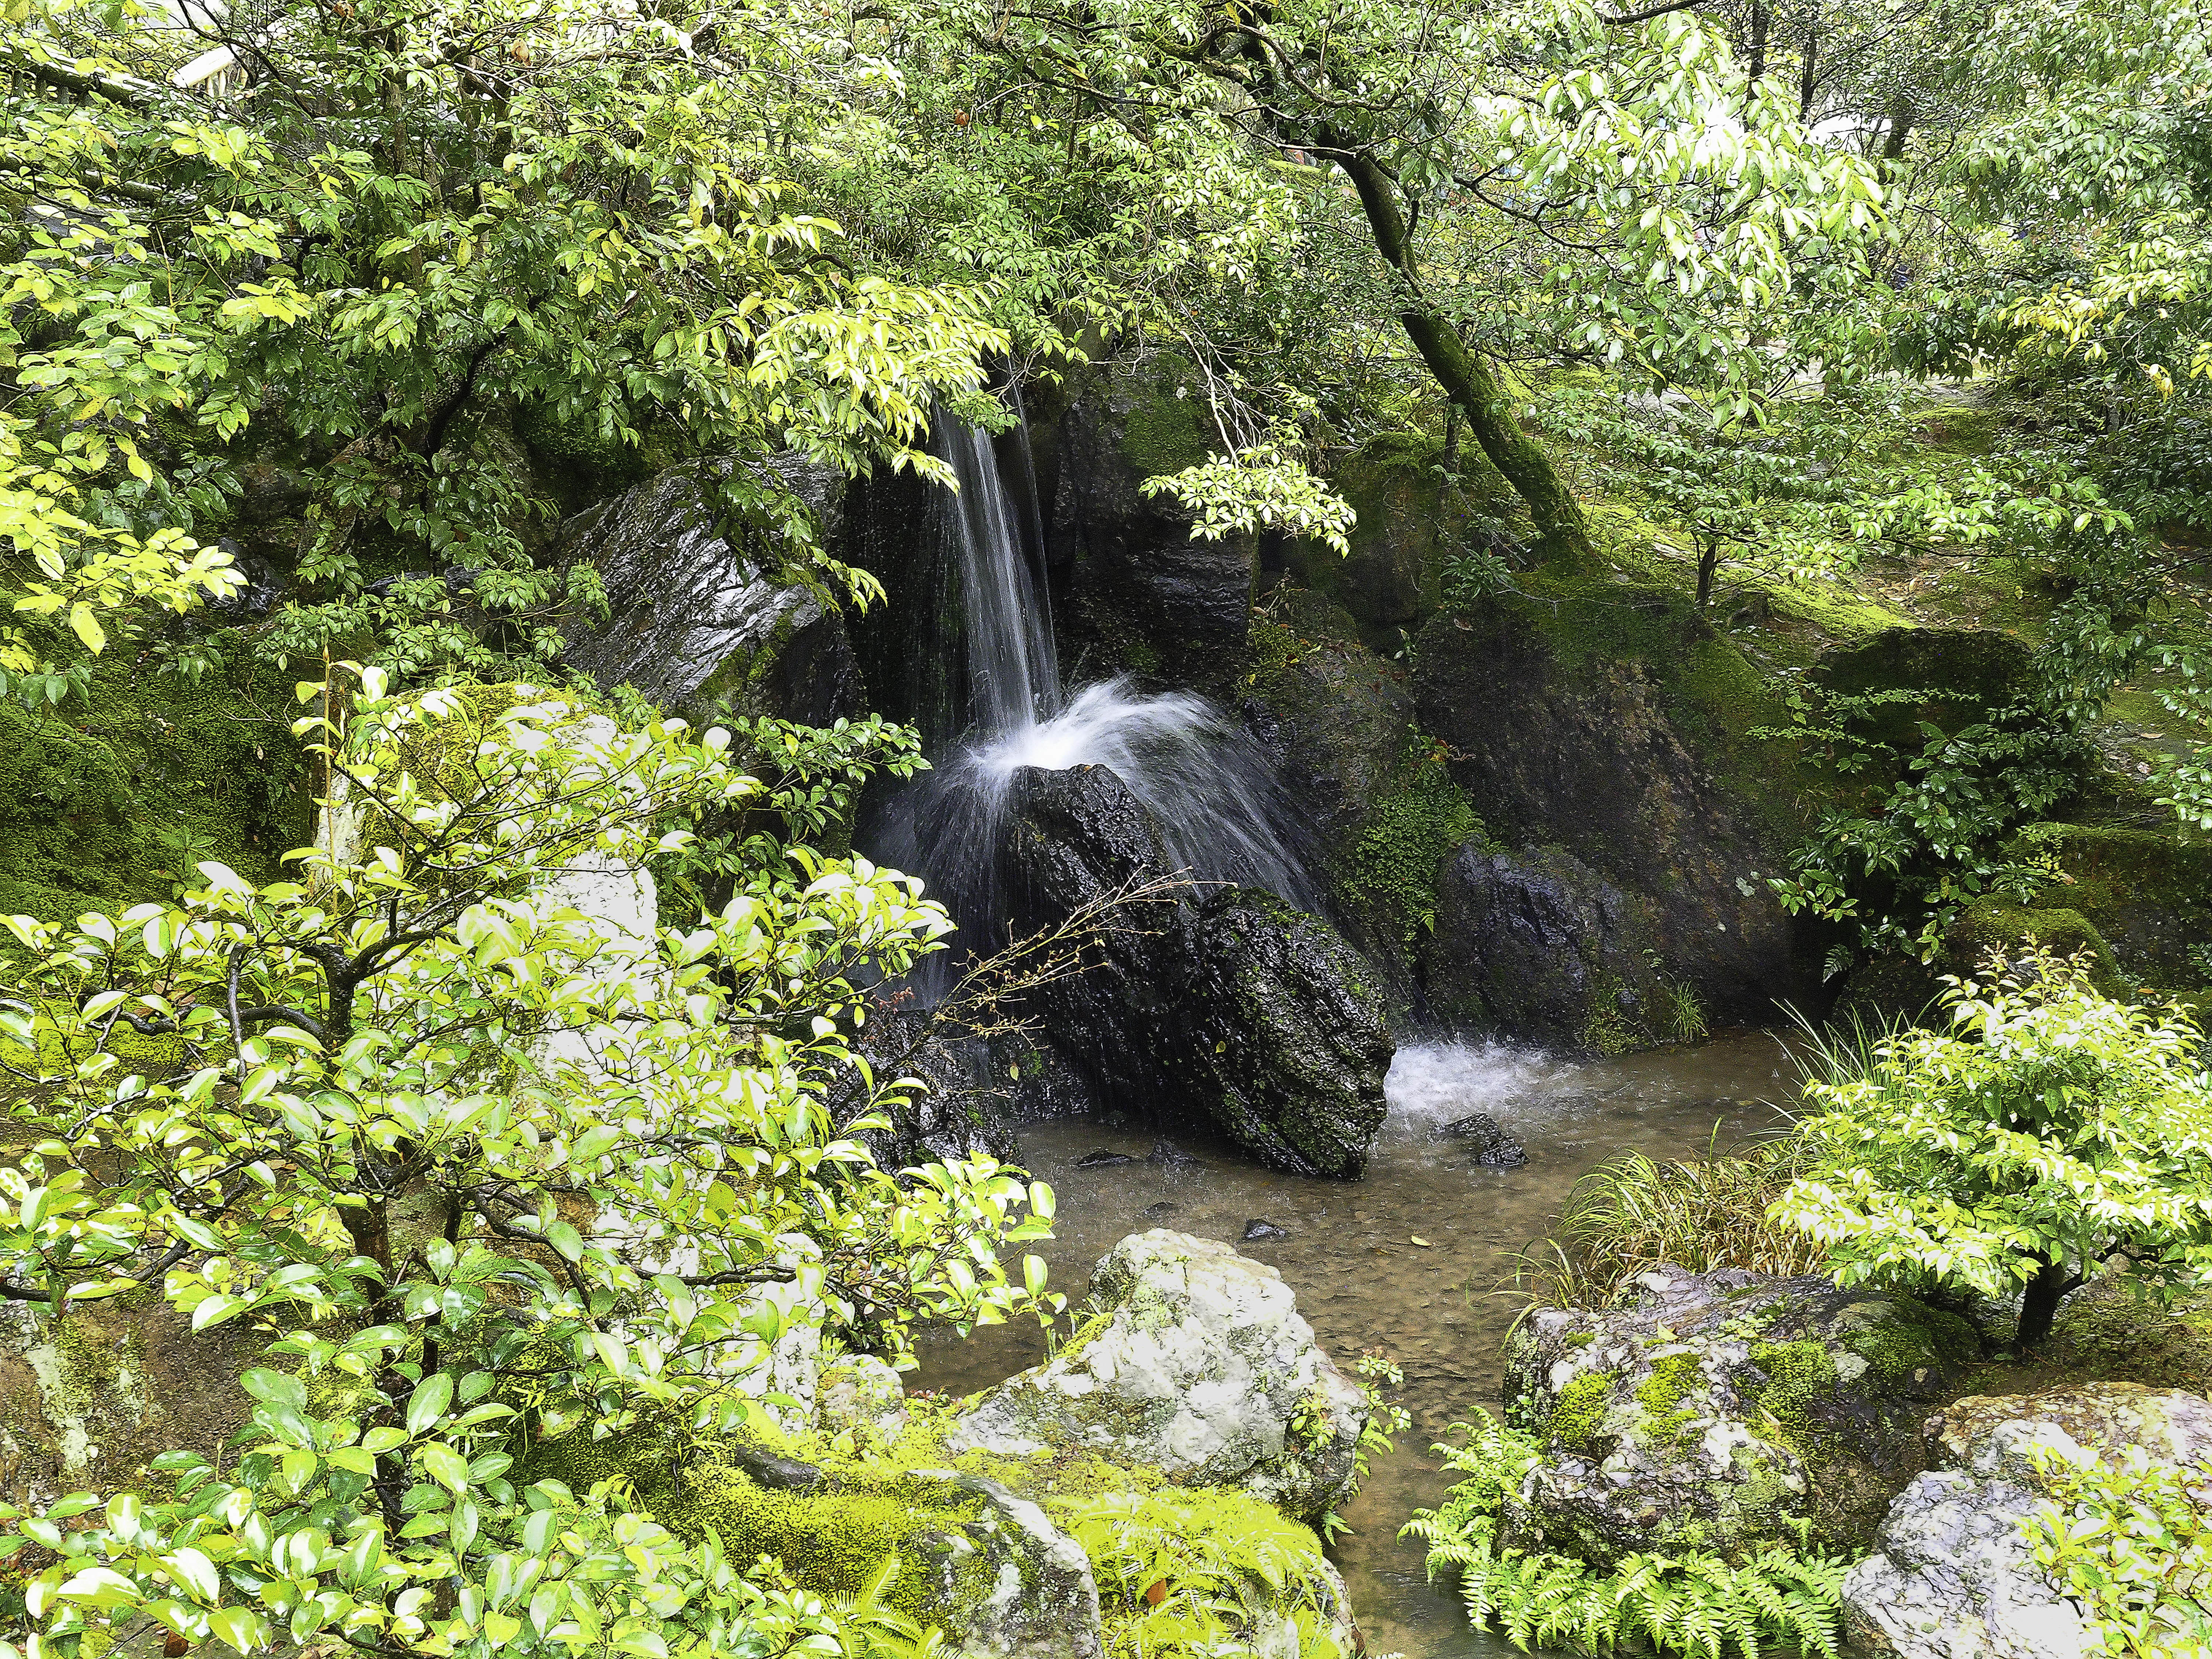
1423,841 -> 1672,1049
559,464 -> 863,726
1503,1267 -> 1979,1562
1413,587 -> 1818,1027
1843,1383 -> 2212,1659
1813,627 -> 2034,752
1001,764 -> 1391,1176
950,1230 -> 1370,1525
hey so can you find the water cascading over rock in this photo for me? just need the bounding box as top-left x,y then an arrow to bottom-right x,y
870,413 -> 1392,1173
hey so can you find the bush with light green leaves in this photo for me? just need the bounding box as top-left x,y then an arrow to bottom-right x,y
1773,959 -> 2212,1352
0,667 -> 1061,1659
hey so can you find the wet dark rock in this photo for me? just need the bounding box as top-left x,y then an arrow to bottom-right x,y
1424,843 -> 1669,1050
205,542 -> 288,620
724,1443 -> 830,1495
1045,360 -> 1257,697
559,464 -> 863,726
833,1010 -> 1014,1171
1432,1112 -> 1528,1168
1002,764 -> 1393,1177
1413,594 -> 1817,1031
1076,1150 -> 1138,1169
1242,1220 -> 1291,1242
1505,1266 -> 1980,1562
1147,1141 -> 1201,1169
1814,626 -> 2034,751
1140,1202 -> 1180,1219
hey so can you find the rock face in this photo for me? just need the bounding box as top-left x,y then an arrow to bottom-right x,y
559,464 -> 863,725
1044,361 -> 1257,697
1414,592 -> 1816,1030
1503,1267 -> 1979,1561
1001,764 -> 1392,1176
951,1231 -> 1370,1525
1425,842 -> 1670,1047
835,1010 -> 1018,1170
1843,1383 -> 2212,1659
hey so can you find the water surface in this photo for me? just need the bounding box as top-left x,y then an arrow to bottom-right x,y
913,1032 -> 1802,1657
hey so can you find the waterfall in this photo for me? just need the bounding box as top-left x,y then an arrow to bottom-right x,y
936,417 -> 1059,734
874,411 -> 1319,957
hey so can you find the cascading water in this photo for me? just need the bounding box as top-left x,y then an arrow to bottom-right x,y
874,412 -> 1319,958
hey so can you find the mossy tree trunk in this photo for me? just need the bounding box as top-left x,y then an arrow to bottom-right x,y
1318,141 -> 1600,571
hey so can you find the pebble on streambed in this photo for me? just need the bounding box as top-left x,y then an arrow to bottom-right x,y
1243,1220 -> 1291,1241
1430,1110 -> 1529,1168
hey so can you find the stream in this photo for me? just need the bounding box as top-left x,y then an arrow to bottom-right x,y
912,1030 -> 1802,1658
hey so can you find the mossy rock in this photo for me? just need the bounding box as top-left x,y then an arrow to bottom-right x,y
1275,431 -> 1518,646
2008,822 -> 2212,988
1412,579 -> 1822,1027
1812,626 -> 2034,754
2049,1279 -> 2212,1394
1114,357 -> 1214,481
522,1408 -> 1107,1642
0,656 -> 309,929
1944,899 -> 2120,990
1505,1269 -> 1980,1559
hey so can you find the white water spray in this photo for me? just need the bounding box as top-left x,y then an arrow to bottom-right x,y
879,414 -> 1319,946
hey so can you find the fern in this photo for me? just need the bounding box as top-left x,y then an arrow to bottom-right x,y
1403,1413 -> 1850,1659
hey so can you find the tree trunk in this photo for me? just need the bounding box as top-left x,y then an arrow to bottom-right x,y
2015,1255 -> 2075,1349
1695,540 -> 1718,611
1326,145 -> 1600,569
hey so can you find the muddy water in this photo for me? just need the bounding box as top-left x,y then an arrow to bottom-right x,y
911,1032 -> 1803,1658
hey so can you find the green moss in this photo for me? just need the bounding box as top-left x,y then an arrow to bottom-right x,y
675,1465 -> 976,1617
1548,1370 -> 1615,1455
1631,1353 -> 1705,1451
0,655 -> 308,927
1118,361 -> 1213,480
1338,740 -> 1484,942
1946,900 -> 2118,985
1746,1340 -> 1840,1456
1844,1304 -> 1979,1391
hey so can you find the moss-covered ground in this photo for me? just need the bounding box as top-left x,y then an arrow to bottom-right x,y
0,650 -> 310,925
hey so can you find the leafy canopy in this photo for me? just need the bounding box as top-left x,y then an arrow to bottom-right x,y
2,0 -> 1008,695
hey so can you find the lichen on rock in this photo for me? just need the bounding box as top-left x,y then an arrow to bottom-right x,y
949,1230 -> 1370,1526
1503,1266 -> 1977,1561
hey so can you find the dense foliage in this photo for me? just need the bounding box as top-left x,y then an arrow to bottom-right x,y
0,676 -> 1060,1659
1775,961 -> 2212,1348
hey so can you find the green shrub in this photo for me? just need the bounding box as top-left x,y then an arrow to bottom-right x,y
1404,1412 -> 1851,1658
2023,1443 -> 2212,1658
1062,1489 -> 1349,1659
1774,956 -> 2212,1349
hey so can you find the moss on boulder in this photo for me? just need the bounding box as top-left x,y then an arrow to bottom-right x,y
0,657 -> 307,925
2008,821 -> 2212,988
1503,1266 -> 1979,1561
